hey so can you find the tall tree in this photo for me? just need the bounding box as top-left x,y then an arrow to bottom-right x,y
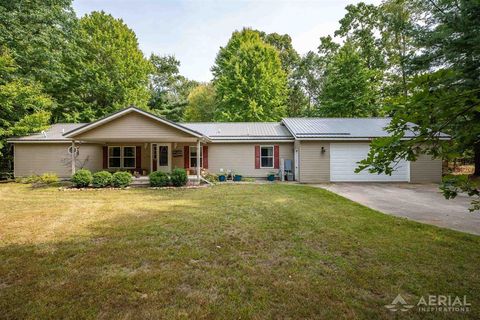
212,28 -> 288,121
184,84 -> 217,122
358,0 -> 480,210
316,43 -> 380,117
61,11 -> 152,122
148,54 -> 198,122
0,49 -> 52,173
260,32 -> 307,116
0,0 -> 80,110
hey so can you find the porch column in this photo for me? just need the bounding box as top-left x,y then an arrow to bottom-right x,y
71,140 -> 76,175
196,139 -> 201,183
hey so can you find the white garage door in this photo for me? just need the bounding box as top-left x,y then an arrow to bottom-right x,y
330,143 -> 409,182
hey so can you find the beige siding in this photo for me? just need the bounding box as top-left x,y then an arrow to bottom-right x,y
410,154 -> 442,183
14,143 -> 103,178
207,143 -> 294,177
298,141 -> 330,183
74,112 -> 197,142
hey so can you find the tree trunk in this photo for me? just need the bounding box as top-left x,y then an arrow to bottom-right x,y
474,141 -> 480,176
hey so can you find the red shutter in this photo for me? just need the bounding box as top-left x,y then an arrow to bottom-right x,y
102,146 -> 108,169
255,145 -> 260,169
274,145 -> 280,169
202,145 -> 208,169
152,144 -> 157,172
184,146 -> 189,168
136,146 -> 141,170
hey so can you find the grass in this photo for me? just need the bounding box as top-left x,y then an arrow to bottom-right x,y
0,183 -> 479,319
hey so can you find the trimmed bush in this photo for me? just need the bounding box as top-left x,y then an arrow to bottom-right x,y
39,172 -> 59,184
71,169 -> 92,188
149,171 -> 170,187
112,171 -> 132,188
92,171 -> 112,188
170,168 -> 188,187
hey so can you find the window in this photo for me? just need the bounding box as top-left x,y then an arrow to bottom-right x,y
108,146 -> 136,169
159,146 -> 168,166
123,146 -> 136,168
260,146 -> 274,168
108,146 -> 121,168
189,146 -> 203,168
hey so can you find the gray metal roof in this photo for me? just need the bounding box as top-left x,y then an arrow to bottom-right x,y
181,122 -> 293,140
8,123 -> 87,141
282,117 -> 420,139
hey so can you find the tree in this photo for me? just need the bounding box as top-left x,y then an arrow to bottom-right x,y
61,11 -> 152,122
0,0 -> 80,112
0,49 -> 53,173
260,32 -> 308,117
316,43 -> 381,117
357,0 -> 480,210
184,84 -> 217,122
335,2 -> 384,70
212,28 -> 288,121
379,0 -> 421,97
148,54 -> 198,122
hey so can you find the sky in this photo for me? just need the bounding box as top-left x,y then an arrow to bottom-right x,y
73,0 -> 380,82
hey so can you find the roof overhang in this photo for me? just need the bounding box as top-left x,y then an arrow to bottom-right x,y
63,106 -> 209,141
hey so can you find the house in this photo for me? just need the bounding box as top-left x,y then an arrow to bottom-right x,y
8,106 -> 448,183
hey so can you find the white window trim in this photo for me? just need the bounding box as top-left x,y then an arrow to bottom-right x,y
260,145 -> 274,169
108,146 -> 136,169
189,145 -> 203,168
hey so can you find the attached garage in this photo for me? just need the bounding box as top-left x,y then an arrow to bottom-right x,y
329,143 -> 410,182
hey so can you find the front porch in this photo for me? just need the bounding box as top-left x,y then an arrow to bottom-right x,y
71,140 -> 208,183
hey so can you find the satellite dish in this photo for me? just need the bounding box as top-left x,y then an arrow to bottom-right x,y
67,146 -> 79,155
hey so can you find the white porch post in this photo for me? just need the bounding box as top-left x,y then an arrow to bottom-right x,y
196,139 -> 201,183
71,140 -> 76,175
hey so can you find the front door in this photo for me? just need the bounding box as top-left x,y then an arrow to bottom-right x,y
157,143 -> 171,173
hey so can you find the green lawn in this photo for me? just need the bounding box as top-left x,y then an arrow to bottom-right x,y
0,183 -> 479,319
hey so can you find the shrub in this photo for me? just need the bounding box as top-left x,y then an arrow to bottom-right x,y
92,171 -> 112,188
71,169 -> 92,188
112,171 -> 132,188
203,172 -> 218,184
170,168 -> 188,187
149,171 -> 170,187
16,175 -> 40,184
39,172 -> 59,184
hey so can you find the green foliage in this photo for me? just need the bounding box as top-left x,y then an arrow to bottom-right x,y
148,54 -> 198,122
441,175 -> 480,212
92,171 -> 113,188
317,44 -> 381,117
170,168 -> 188,187
149,171 -> 170,187
38,172 -> 60,185
71,169 -> 93,188
63,11 -> 152,122
212,28 -> 288,121
184,84 -> 217,122
111,171 -> 132,188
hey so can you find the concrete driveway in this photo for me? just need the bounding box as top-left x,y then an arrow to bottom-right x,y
315,183 -> 480,236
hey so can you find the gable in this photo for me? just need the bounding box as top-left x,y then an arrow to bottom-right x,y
73,112 -> 198,142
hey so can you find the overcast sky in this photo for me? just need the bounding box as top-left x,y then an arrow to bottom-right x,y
73,0 -> 380,82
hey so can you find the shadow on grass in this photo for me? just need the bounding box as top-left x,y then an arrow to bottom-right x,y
0,184 -> 479,319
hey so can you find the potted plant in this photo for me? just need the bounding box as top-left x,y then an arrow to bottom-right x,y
267,172 -> 276,181
218,173 -> 226,182
233,174 -> 243,182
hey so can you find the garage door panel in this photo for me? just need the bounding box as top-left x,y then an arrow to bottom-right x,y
330,143 -> 409,182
